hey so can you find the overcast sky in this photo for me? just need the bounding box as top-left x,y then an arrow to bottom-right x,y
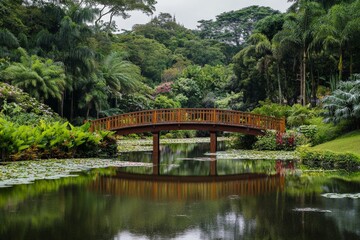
115,0 -> 292,31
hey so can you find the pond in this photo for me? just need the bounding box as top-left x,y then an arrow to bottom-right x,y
0,141 -> 359,240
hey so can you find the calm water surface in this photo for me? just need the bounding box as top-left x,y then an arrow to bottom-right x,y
0,142 -> 359,240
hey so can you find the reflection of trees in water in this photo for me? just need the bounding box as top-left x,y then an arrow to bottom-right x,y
0,172 -> 359,240
217,159 -> 284,175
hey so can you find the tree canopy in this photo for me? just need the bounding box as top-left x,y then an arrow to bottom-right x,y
1,0 -> 360,123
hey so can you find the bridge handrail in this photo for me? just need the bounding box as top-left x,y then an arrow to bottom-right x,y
89,108 -> 286,133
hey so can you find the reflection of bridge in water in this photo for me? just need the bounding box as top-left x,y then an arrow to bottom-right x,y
91,172 -> 285,201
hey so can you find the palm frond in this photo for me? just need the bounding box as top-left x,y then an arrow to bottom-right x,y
0,29 -> 19,49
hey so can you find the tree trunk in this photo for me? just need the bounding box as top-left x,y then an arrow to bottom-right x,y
350,54 -> 353,77
70,91 -> 74,121
310,59 -> 316,107
299,62 -> 303,105
86,103 -> 90,119
59,91 -> 64,117
302,50 -> 307,106
277,63 -> 282,104
338,52 -> 343,81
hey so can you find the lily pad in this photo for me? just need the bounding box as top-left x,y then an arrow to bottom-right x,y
292,208 -> 332,213
321,193 -> 360,199
0,159 -> 152,187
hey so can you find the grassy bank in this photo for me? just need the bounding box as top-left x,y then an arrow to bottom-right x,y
312,130 -> 360,156
299,130 -> 360,170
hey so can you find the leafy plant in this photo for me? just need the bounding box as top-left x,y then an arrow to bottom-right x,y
322,77 -> 360,128
297,125 -> 318,145
0,117 -> 116,161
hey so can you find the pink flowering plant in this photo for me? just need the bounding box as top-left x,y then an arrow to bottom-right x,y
155,82 -> 173,95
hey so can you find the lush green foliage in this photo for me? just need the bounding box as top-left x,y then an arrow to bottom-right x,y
306,117 -> 346,145
228,134 -> 257,150
0,118 -> 116,161
1,0 -> 360,161
0,82 -> 60,124
253,130 -> 306,151
322,76 -> 360,127
163,130 -> 197,139
198,6 -> 279,47
1,48 -> 66,102
298,147 -> 360,170
154,95 -> 180,109
252,101 -> 320,127
1,0 -> 359,122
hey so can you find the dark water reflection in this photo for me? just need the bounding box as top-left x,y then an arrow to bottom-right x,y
0,142 -> 359,240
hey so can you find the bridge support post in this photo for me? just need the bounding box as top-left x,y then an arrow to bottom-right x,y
152,131 -> 160,175
210,131 -> 217,176
210,131 -> 217,153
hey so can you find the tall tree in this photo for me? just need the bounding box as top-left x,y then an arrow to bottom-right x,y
82,0 -> 156,31
197,6 -> 279,47
314,1 -> 360,80
0,29 -> 20,57
113,34 -> 171,83
36,4 -> 97,119
77,73 -> 108,118
275,1 -> 324,105
99,52 -> 144,105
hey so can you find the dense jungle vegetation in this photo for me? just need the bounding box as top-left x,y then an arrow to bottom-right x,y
1,0 -> 360,161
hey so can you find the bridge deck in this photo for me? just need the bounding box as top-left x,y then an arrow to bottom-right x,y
89,108 -> 285,135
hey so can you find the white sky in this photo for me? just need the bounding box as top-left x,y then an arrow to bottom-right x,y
115,0 -> 292,31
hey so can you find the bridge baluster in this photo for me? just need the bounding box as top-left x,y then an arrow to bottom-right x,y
89,108 -> 285,134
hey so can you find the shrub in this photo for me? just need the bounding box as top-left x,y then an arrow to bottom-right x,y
251,101 -> 321,128
322,77 -> 360,128
0,118 -> 116,161
163,133 -> 174,139
253,130 -> 306,151
229,133 -> 257,149
253,132 -> 277,150
308,117 -> 346,145
154,95 -> 181,109
168,130 -> 196,138
0,82 -> 60,121
252,100 -> 291,118
297,125 -> 318,145
298,147 -> 360,170
286,104 -> 319,127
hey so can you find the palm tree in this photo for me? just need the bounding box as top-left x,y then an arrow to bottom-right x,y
275,1 -> 324,105
0,29 -> 19,49
234,33 -> 283,104
99,52 -> 144,108
101,53 -> 143,92
0,29 -> 19,57
77,74 -> 108,119
1,48 -> 66,102
314,1 -> 360,80
244,33 -> 273,100
36,4 -> 97,120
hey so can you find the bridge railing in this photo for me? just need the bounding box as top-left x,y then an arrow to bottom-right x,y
89,108 -> 285,133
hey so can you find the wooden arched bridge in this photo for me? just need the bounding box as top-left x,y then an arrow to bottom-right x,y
89,108 -> 285,175
89,108 -> 285,134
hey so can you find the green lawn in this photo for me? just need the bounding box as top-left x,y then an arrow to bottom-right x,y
313,130 -> 360,156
